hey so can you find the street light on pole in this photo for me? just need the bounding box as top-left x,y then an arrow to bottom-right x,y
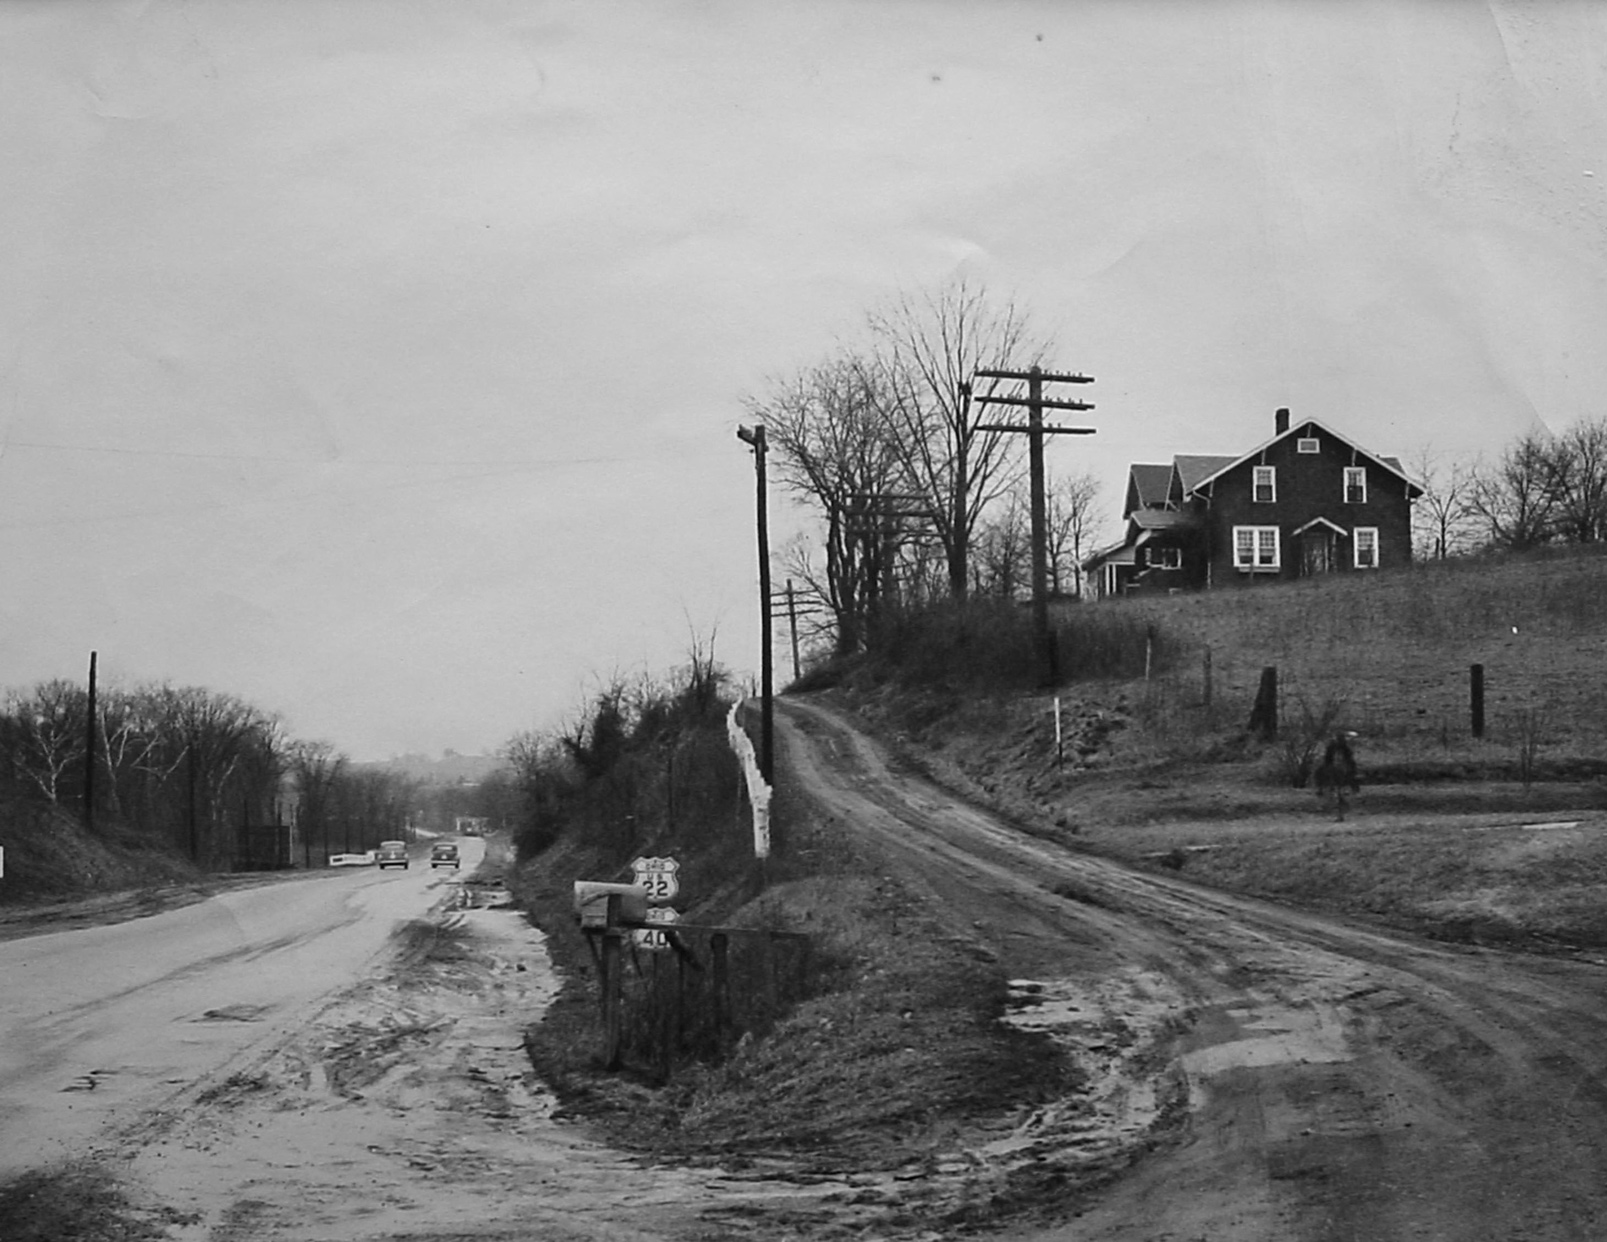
736,423 -> 774,784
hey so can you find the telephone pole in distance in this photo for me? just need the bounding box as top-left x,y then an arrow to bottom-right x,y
972,365 -> 1096,685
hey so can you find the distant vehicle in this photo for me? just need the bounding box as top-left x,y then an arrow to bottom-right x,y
430,842 -> 460,870
328,852 -> 374,868
376,840 -> 409,870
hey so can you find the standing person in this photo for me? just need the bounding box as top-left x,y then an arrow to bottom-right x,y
1315,731 -> 1359,819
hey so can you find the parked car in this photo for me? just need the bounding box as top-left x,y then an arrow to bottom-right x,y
430,841 -> 460,870
376,840 -> 409,870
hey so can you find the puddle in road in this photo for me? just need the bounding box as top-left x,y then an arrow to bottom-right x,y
194,1004 -> 270,1023
1180,996 -> 1352,1078
991,968 -> 1188,1167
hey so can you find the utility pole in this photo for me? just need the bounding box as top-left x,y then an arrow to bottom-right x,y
973,365 -> 1096,685
781,580 -> 801,683
736,424 -> 774,784
771,579 -> 830,683
845,491 -> 933,642
83,650 -> 97,836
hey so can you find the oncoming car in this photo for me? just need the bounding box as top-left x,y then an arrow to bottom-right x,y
430,841 -> 460,870
376,840 -> 409,870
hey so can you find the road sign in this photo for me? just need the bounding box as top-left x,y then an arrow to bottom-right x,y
633,905 -> 680,952
630,856 -> 680,904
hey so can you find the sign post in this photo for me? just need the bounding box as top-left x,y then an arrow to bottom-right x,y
630,856 -> 681,951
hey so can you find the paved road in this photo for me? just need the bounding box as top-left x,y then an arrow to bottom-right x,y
0,840 -> 481,1176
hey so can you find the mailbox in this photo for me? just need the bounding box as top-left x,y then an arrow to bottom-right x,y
573,881 -> 650,930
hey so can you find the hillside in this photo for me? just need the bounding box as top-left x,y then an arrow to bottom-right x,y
1110,545 -> 1607,767
0,798 -> 203,930
821,547 -> 1607,954
363,751 -> 505,785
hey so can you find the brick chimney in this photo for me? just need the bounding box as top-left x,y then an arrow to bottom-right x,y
1275,407 -> 1290,436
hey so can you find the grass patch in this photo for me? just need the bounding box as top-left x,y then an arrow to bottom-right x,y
1084,809 -> 1607,951
0,1163 -> 197,1242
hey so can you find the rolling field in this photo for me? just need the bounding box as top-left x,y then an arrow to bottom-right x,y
1102,545 -> 1607,768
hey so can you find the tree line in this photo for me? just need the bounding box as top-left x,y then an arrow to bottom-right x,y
744,277 -> 1104,660
0,677 -> 418,869
1415,419 -> 1607,558
501,638 -> 735,862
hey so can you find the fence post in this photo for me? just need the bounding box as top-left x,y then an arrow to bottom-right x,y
1202,647 -> 1213,708
711,932 -> 730,1051
1471,663 -> 1485,739
655,952 -> 674,1081
1248,666 -> 1278,740
601,932 -> 624,1070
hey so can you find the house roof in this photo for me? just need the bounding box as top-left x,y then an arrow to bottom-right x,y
1172,454 -> 1238,495
1128,463 -> 1174,509
1082,539 -> 1136,571
1130,508 -> 1196,533
1182,418 -> 1423,499
1292,516 -> 1350,537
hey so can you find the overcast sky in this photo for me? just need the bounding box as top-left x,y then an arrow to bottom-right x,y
2,1 -> 1604,760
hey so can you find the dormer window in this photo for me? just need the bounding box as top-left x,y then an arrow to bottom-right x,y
1253,465 -> 1276,503
1344,466 -> 1367,504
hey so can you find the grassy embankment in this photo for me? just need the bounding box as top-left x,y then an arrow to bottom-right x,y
0,798 -> 205,934
509,688 -> 1074,1181
834,546 -> 1607,953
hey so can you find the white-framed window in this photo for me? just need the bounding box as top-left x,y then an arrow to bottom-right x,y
1354,526 -> 1379,569
1149,546 -> 1182,570
1252,465 -> 1276,503
1344,466 -> 1367,504
1233,525 -> 1280,570
1297,437 -> 1320,454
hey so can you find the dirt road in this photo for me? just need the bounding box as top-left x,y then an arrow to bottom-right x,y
778,698 -> 1607,1241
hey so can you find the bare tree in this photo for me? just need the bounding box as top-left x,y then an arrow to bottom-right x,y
1468,432 -> 1558,551
749,354 -> 906,653
0,680 -> 86,804
165,686 -> 276,863
290,740 -> 346,866
867,276 -> 1048,600
1045,469 -> 1104,597
1544,419 -> 1607,544
95,683 -> 195,832
971,499 -> 1030,600
1408,447 -> 1479,560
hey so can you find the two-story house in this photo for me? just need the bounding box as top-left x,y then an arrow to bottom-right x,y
1085,409 -> 1422,598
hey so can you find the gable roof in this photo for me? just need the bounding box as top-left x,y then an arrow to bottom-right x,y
1182,418 -> 1422,499
1127,463 -> 1174,511
1173,454 -> 1237,495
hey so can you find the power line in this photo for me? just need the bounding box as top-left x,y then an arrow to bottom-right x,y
0,437 -> 695,471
